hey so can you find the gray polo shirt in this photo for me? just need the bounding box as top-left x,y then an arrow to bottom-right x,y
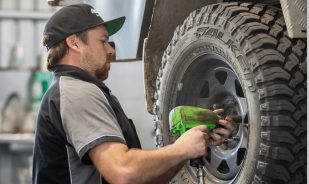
61,75 -> 126,183
32,65 -> 140,184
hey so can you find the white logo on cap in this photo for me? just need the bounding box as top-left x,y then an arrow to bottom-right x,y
91,8 -> 100,17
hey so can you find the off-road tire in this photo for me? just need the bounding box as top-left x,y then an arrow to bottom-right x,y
154,3 -> 306,184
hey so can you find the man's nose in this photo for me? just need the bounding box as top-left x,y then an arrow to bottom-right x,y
108,41 -> 116,60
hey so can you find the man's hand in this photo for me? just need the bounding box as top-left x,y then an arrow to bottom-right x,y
209,109 -> 235,146
174,125 -> 209,159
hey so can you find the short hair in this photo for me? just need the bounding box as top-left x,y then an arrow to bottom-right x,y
42,31 -> 88,71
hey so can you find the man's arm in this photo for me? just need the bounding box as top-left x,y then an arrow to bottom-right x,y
89,125 -> 209,184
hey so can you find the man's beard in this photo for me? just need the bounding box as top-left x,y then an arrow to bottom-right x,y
96,55 -> 112,81
83,50 -> 110,81
95,67 -> 109,81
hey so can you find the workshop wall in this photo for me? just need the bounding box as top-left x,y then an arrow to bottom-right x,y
106,61 -> 155,149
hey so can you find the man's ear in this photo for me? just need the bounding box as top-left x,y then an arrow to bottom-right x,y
66,35 -> 79,51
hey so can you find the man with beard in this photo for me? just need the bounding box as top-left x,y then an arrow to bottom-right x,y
32,4 -> 235,184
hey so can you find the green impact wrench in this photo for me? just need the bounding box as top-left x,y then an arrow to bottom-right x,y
169,105 -> 240,184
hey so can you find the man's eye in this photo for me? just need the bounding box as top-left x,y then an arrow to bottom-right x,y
108,41 -> 115,49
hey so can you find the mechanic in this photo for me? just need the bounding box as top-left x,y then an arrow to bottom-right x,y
32,3 -> 235,184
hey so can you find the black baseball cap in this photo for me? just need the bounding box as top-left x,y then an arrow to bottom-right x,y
44,3 -> 125,50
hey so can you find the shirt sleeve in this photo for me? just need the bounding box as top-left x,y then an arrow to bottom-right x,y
59,76 -> 126,164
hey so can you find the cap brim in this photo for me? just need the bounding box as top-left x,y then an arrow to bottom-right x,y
104,16 -> 125,36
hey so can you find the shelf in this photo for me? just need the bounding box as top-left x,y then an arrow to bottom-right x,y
0,133 -> 34,152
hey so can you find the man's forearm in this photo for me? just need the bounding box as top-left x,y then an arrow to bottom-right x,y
90,126 -> 209,184
119,145 -> 187,184
90,142 -> 189,184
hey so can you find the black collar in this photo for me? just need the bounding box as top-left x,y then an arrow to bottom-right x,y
54,65 -> 111,94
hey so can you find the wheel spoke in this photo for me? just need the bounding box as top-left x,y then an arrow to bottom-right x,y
207,70 -> 222,88
208,149 -> 222,170
223,73 -> 237,94
225,152 -> 240,176
206,148 -> 241,179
